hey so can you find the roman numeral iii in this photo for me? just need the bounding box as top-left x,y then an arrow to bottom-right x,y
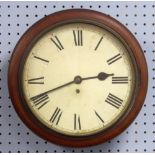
30,93 -> 49,110
112,76 -> 129,84
107,53 -> 122,65
28,77 -> 44,84
51,36 -> 64,50
74,114 -> 81,130
105,93 -> 123,109
50,107 -> 62,125
73,30 -> 83,46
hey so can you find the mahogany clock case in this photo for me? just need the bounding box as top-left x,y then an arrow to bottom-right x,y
8,9 -> 148,147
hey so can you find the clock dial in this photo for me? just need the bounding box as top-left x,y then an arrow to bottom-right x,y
22,23 -> 136,136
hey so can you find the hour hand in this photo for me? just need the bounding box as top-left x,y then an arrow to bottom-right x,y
97,72 -> 114,81
81,72 -> 114,81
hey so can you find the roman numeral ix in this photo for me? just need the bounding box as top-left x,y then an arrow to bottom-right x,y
51,36 -> 64,51
105,93 -> 123,109
50,107 -> 62,125
107,53 -> 122,65
74,114 -> 81,130
112,76 -> 129,84
73,30 -> 83,46
30,93 -> 49,110
28,77 -> 44,84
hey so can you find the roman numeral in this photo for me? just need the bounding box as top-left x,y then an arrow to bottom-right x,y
28,77 -> 44,84
50,107 -> 62,125
74,114 -> 81,130
107,53 -> 122,65
94,110 -> 104,123
105,93 -> 123,109
30,93 -> 49,109
112,76 -> 129,84
51,36 -> 64,50
73,30 -> 83,46
33,55 -> 49,63
94,36 -> 103,50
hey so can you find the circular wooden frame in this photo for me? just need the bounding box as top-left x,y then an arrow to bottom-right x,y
8,9 -> 148,147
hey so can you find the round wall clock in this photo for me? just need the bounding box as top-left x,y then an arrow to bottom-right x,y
8,9 -> 148,147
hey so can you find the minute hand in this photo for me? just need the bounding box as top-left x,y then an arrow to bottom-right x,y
30,80 -> 75,100
45,81 -> 74,94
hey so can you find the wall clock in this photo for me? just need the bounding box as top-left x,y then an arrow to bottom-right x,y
8,9 -> 148,147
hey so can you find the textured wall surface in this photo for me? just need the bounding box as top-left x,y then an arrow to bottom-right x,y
0,1 -> 155,153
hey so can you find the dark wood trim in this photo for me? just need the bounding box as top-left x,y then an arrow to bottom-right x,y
8,9 -> 148,147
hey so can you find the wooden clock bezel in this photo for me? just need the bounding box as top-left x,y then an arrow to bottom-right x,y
8,9 -> 148,147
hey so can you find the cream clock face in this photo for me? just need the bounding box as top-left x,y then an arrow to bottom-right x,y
22,23 -> 136,136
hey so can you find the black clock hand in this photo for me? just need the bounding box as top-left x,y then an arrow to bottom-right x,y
82,72 -> 114,81
30,72 -> 114,100
68,72 -> 114,85
30,80 -> 75,101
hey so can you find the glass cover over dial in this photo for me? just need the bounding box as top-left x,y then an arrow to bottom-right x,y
22,23 -> 136,136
